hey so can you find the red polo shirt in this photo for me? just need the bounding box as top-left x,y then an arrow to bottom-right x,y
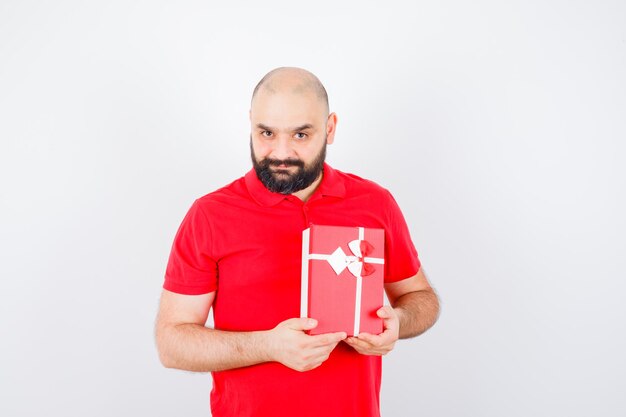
164,163 -> 420,417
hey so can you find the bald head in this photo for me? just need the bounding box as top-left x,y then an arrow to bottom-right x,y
251,67 -> 329,115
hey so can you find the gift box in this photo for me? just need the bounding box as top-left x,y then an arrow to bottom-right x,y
300,224 -> 385,336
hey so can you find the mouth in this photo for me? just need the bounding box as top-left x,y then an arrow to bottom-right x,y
272,168 -> 292,176
271,163 -> 296,171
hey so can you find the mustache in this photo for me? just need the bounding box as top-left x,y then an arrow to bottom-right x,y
261,158 -> 305,168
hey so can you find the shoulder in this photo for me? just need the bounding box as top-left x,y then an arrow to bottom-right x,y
332,166 -> 394,200
192,175 -> 249,212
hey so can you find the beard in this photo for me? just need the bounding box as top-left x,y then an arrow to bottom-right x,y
250,137 -> 327,195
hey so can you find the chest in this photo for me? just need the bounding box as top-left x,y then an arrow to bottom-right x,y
209,198 -> 386,331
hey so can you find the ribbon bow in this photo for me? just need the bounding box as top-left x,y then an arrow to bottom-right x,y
327,239 -> 377,277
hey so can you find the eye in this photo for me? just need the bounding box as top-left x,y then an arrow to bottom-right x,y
295,132 -> 307,139
261,130 -> 273,137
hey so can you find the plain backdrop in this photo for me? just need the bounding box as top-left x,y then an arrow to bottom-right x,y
1,1 -> 625,416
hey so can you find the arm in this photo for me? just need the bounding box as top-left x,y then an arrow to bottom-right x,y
155,289 -> 347,372
344,267 -> 440,355
386,266 -> 440,339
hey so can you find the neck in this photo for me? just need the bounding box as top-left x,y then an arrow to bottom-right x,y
292,171 -> 323,202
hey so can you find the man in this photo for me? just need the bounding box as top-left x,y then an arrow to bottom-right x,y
155,67 -> 440,417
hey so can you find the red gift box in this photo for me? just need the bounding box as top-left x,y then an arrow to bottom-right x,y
300,224 -> 385,336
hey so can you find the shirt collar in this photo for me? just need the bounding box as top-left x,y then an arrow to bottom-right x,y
244,162 -> 346,207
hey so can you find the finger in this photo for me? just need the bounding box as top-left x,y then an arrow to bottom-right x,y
307,350 -> 334,370
286,318 -> 318,331
345,337 -> 373,349
377,305 -> 395,319
306,345 -> 340,365
379,309 -> 399,332
309,331 -> 347,347
345,336 -> 358,345
345,338 -> 375,355
355,332 -> 385,346
377,306 -> 391,318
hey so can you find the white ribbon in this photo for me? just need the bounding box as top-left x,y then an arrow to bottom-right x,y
325,239 -> 384,278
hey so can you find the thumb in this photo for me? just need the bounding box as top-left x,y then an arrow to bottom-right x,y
286,317 -> 318,331
377,307 -> 391,318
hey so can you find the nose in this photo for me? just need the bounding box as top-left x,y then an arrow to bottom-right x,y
270,135 -> 297,161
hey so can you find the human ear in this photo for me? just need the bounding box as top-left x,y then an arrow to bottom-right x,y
326,112 -> 338,144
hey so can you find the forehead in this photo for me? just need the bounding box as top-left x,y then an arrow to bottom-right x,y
251,90 -> 326,128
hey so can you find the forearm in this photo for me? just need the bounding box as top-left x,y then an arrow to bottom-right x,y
393,289 -> 440,339
156,323 -> 271,372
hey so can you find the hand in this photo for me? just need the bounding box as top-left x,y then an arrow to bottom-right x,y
344,306 -> 400,356
265,317 -> 347,372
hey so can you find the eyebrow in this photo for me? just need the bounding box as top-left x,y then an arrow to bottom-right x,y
256,123 -> 315,132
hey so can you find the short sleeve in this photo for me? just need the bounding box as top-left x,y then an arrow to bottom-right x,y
163,200 -> 218,295
383,190 -> 421,283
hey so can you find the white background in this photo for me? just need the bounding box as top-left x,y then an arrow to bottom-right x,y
1,1 -> 625,416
